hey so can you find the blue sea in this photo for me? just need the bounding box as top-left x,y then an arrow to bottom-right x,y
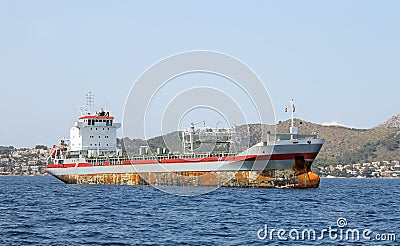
0,176 -> 399,245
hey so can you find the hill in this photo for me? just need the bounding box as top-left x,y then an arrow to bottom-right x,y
378,114 -> 400,128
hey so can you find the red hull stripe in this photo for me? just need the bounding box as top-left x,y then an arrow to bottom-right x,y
46,153 -> 318,169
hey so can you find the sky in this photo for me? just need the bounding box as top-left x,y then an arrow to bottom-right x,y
0,0 -> 399,148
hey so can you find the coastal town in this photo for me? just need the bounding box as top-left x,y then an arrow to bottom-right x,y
0,146 -> 49,176
1,145 -> 399,178
317,160 -> 400,178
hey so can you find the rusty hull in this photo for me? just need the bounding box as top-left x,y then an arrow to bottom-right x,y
54,157 -> 320,188
56,170 -> 319,188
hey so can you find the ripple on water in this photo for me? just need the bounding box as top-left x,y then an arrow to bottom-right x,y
0,176 -> 399,245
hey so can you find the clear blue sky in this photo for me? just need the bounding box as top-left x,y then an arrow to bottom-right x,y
0,0 -> 399,148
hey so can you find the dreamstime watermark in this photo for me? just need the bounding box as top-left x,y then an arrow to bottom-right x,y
257,218 -> 397,242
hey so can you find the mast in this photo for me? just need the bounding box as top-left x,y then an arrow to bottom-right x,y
290,98 -> 295,128
289,99 -> 298,137
85,91 -> 94,115
189,122 -> 194,153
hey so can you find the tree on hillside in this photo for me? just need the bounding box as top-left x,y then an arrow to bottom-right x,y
35,145 -> 48,150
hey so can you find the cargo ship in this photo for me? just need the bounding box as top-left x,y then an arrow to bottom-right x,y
46,96 -> 324,188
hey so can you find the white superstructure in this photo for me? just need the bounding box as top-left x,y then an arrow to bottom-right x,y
69,110 -> 121,151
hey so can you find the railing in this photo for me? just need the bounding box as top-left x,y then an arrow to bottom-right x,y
81,152 -> 238,163
273,134 -> 317,141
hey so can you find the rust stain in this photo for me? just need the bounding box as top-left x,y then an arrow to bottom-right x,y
296,171 -> 320,188
56,170 -> 320,188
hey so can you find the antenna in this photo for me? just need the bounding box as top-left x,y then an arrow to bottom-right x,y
85,91 -> 94,115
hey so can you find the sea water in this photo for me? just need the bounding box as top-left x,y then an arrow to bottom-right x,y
0,176 -> 398,245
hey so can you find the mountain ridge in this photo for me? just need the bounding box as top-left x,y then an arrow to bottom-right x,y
378,114 -> 400,128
